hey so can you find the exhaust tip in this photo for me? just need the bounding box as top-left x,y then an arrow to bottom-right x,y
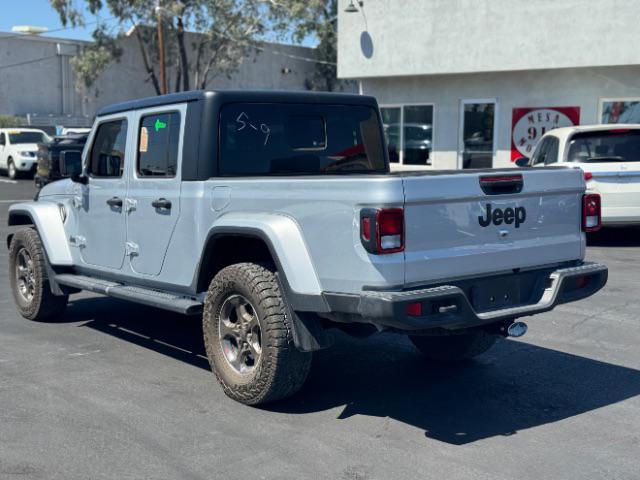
507,321 -> 528,338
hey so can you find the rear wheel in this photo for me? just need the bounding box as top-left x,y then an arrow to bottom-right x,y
409,331 -> 497,362
9,228 -> 68,321
203,262 -> 311,405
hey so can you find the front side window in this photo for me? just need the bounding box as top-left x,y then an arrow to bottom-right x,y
567,130 -> 640,163
137,111 -> 180,177
531,137 -> 550,165
8,131 -> 49,144
544,137 -> 559,164
88,119 -> 128,178
219,103 -> 386,175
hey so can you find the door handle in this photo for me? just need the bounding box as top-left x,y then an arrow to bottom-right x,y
151,198 -> 172,210
106,196 -> 123,208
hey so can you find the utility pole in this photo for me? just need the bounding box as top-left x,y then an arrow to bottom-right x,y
156,0 -> 168,95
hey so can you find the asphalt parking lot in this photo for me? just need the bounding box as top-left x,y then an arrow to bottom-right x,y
1,177 -> 639,480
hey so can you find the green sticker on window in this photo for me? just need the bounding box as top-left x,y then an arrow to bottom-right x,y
154,118 -> 167,132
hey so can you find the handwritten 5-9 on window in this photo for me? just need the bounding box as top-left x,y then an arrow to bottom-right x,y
235,112 -> 271,146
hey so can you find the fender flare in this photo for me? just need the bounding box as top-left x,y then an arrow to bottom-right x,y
198,212 -> 327,310
196,212 -> 331,352
8,202 -> 73,266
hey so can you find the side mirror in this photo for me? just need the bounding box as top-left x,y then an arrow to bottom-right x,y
514,156 -> 530,167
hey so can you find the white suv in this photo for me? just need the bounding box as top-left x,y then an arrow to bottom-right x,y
0,128 -> 50,179
519,124 -> 640,226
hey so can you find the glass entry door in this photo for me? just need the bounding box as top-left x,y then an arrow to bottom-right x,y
459,100 -> 496,169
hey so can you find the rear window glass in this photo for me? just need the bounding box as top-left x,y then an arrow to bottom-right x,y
567,130 -> 640,163
219,103 -> 387,175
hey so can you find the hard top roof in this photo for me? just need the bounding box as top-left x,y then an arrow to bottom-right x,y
97,89 -> 377,116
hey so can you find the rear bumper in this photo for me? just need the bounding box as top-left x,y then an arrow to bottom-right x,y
324,262 -> 608,331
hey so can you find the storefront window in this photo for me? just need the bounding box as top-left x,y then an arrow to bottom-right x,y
380,107 -> 401,163
462,102 -> 495,169
380,105 -> 434,165
403,105 -> 433,165
601,99 -> 640,124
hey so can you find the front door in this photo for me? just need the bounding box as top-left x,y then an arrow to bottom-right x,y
126,105 -> 185,276
77,116 -> 131,270
459,99 -> 497,169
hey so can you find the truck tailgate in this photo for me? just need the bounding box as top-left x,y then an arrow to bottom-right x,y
402,168 -> 585,286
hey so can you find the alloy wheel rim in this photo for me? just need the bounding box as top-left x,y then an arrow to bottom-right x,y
15,248 -> 35,303
218,294 -> 262,374
9,163 -> 15,177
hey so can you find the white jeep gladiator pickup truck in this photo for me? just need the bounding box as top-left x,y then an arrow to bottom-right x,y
6,90 -> 608,405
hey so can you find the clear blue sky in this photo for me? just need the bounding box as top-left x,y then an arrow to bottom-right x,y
0,0 -> 115,40
0,0 -> 313,45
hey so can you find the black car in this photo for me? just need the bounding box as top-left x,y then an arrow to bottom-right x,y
35,133 -> 87,188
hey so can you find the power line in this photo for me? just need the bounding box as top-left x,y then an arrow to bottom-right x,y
0,54 -> 59,71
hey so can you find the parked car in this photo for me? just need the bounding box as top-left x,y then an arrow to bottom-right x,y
384,122 -> 432,165
7,90 -> 607,405
0,128 -> 51,179
516,124 -> 640,226
35,133 -> 88,188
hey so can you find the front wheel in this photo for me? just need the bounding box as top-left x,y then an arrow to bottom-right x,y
9,228 -> 68,321
203,262 -> 312,405
8,158 -> 17,180
409,331 -> 498,362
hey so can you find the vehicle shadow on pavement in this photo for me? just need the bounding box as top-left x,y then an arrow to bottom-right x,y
65,296 -> 640,446
588,226 -> 640,247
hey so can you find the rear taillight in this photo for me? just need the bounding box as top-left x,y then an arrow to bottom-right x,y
582,193 -> 601,232
584,171 -> 593,182
360,208 -> 404,254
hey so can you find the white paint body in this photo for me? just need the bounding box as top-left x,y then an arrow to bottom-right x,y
530,125 -> 640,226
0,128 -> 49,173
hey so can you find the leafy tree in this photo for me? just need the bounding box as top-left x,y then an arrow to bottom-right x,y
269,0 -> 348,92
0,115 -> 25,128
50,0 -> 267,95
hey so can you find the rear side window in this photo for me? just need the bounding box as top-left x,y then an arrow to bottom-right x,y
219,103 -> 387,175
89,119 -> 128,178
567,130 -> 640,163
137,111 -> 180,177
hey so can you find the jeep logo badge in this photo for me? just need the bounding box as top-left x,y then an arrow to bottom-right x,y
478,204 -> 527,229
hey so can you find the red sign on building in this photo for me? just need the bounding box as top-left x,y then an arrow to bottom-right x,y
511,107 -> 580,161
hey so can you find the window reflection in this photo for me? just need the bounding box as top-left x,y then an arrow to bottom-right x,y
380,105 -> 433,165
462,103 -> 494,169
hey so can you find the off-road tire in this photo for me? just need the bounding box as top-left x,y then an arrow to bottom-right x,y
409,331 -> 498,362
9,228 -> 68,321
203,262 -> 312,405
8,158 -> 18,180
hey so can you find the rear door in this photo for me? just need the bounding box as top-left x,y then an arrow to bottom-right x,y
402,168 -> 584,286
125,104 -> 185,276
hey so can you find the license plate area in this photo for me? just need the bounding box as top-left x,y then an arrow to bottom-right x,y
471,279 -> 520,312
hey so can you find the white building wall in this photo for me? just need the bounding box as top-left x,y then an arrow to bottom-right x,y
338,0 -> 640,79
362,65 -> 640,169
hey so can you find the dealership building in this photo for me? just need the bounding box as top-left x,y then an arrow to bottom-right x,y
338,0 -> 640,169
